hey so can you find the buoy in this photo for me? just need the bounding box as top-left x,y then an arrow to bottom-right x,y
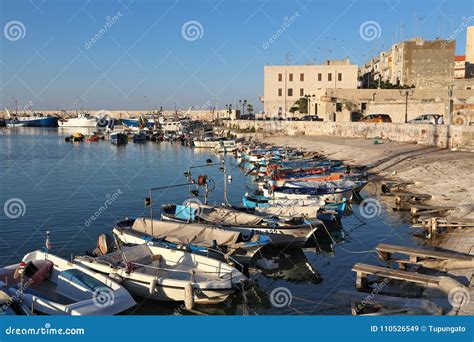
149,278 -> 157,294
184,282 -> 195,310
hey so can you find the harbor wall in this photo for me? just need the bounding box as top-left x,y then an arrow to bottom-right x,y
223,120 -> 474,149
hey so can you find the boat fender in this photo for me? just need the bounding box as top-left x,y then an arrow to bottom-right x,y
197,175 -> 207,186
13,261 -> 27,279
184,283 -> 195,310
149,278 -> 157,294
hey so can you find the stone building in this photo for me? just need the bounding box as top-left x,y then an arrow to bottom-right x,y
454,55 -> 466,79
261,59 -> 358,116
359,38 -> 455,89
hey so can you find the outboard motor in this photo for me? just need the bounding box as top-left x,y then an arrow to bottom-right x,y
97,233 -> 115,255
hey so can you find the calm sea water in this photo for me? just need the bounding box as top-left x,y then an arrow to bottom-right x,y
0,128 -> 422,315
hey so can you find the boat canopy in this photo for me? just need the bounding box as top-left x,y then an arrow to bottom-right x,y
199,207 -> 264,226
131,218 -> 243,247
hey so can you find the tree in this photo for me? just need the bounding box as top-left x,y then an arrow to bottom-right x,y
246,104 -> 254,116
291,97 -> 308,114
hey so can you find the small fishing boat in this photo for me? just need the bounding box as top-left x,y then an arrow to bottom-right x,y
122,114 -> 155,129
76,242 -> 245,309
284,179 -> 368,194
261,185 -> 353,202
0,250 -> 135,315
113,217 -> 268,264
161,203 -> 321,248
214,139 -> 237,153
65,132 -> 85,142
110,132 -> 128,145
132,131 -> 147,143
193,137 -> 220,148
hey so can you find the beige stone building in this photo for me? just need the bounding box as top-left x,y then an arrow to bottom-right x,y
454,55 -> 466,79
360,38 -> 455,89
262,59 -> 358,116
467,26 -> 474,65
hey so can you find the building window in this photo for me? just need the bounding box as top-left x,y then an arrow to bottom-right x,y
300,73 -> 304,81
300,88 -> 304,96
278,73 -> 282,82
328,73 -> 332,81
318,73 -> 322,81
336,103 -> 342,112
289,73 -> 293,81
338,73 -> 342,81
288,88 -> 293,96
278,88 -> 282,97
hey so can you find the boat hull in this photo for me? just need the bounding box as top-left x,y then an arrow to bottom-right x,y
7,117 -> 59,127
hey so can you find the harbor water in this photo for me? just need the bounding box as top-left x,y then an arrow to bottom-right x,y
0,128 -> 422,315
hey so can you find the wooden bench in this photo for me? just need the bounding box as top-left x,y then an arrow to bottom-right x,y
390,192 -> 432,205
410,204 -> 457,217
413,217 -> 474,237
352,263 -> 442,289
376,243 -> 474,270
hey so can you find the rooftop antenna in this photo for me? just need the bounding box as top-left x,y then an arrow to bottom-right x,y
285,52 -> 291,65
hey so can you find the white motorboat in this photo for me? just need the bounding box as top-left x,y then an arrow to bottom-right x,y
214,140 -> 237,153
0,250 -> 136,315
75,243 -> 245,309
193,139 -> 219,148
58,113 -> 98,128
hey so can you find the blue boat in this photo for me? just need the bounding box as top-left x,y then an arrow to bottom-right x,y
110,132 -> 128,145
6,114 -> 59,127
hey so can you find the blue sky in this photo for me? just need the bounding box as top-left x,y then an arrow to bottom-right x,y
1,0 -> 473,111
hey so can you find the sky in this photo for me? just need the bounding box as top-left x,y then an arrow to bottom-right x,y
0,0 -> 473,111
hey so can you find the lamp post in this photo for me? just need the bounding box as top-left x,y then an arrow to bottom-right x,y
399,89 -> 415,123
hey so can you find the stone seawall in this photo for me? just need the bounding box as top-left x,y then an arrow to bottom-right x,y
223,120 -> 474,148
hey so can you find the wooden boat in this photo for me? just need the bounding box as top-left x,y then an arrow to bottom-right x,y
242,194 -> 346,219
112,217 -> 269,264
260,185 -> 353,202
161,204 -> 321,248
284,179 -> 368,194
76,243 -> 245,308
0,250 -> 136,315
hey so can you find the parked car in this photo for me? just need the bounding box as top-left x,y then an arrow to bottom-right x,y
286,117 -> 300,121
408,114 -> 444,125
300,115 -> 323,121
360,114 -> 392,123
